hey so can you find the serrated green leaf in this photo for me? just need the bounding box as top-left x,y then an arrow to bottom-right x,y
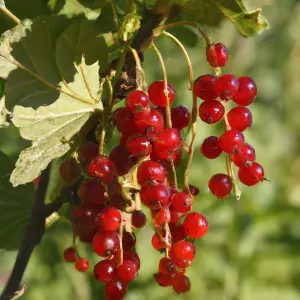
0,150 -> 34,250
120,14 -> 140,42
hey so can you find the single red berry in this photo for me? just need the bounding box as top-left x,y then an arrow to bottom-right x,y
159,257 -> 174,275
232,76 -> 257,106
88,155 -> 116,184
153,206 -> 171,227
94,260 -> 115,282
238,162 -> 265,186
152,128 -> 182,154
131,210 -> 147,228
73,225 -> 98,244
97,207 -> 121,231
171,224 -> 187,242
115,260 -> 137,282
78,180 -> 106,204
188,184 -> 200,197
120,134 -> 129,146
171,105 -> 191,131
231,143 -> 256,167
127,134 -> 152,158
183,212 -> 208,238
173,275 -> 191,294
126,90 -> 150,112
59,159 -> 81,185
227,106 -> 253,132
140,184 -> 170,209
170,241 -> 195,268
115,107 -> 137,136
170,208 -> 180,224
219,130 -> 245,154
80,142 -> 99,161
215,74 -> 239,101
151,148 -> 182,167
200,136 -> 222,159
154,273 -> 174,287
208,173 -> 232,198
199,100 -> 225,124
194,74 -> 218,101
171,192 -> 193,213
123,251 -> 140,271
148,80 -> 176,107
75,258 -> 89,272
105,280 -> 128,300
63,247 -> 77,262
137,160 -> 166,186
122,232 -> 136,250
206,43 -> 228,67
93,231 -> 120,257
152,233 -> 169,251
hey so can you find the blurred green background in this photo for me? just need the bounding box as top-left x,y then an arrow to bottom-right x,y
1,0 -> 300,299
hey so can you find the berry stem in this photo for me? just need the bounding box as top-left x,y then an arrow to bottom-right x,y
0,5 -> 21,24
118,222 -> 124,266
45,212 -> 60,228
153,21 -> 211,46
99,128 -> 106,155
164,221 -> 171,258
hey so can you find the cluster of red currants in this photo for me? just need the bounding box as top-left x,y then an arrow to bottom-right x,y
194,42 -> 266,198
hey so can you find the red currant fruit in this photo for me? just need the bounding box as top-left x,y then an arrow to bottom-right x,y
59,159 -> 81,185
127,134 -> 152,158
123,251 -> 140,271
232,76 -> 257,106
75,258 -> 89,272
140,184 -> 170,209
171,105 -> 191,131
94,260 -> 115,282
200,136 -> 222,159
231,143 -> 256,167
159,257 -> 174,275
171,224 -> 187,242
199,100 -> 225,124
97,207 -> 121,231
194,74 -> 218,101
122,232 -> 136,250
215,74 -> 239,101
170,241 -> 195,268
115,260 -> 137,282
171,192 -> 193,213
208,173 -> 232,198
227,106 -> 253,132
115,107 -> 137,136
131,210 -> 147,228
238,162 -> 265,186
188,184 -> 200,197
206,43 -> 228,67
153,206 -> 171,227
219,130 -> 245,154
152,128 -> 182,154
148,80 -> 176,107
105,280 -> 128,300
154,273 -> 174,287
80,142 -> 99,161
93,231 -> 120,257
88,155 -> 116,184
172,275 -> 191,294
78,180 -> 106,204
63,247 -> 77,262
183,212 -> 208,239
152,233 -> 169,251
126,90 -> 149,112
137,160 -> 166,186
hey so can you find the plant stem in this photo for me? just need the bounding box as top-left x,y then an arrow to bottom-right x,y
110,0 -> 120,31
0,6 -> 20,24
153,21 -> 211,46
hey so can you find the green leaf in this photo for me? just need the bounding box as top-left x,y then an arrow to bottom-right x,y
77,0 -> 110,9
120,14 -> 140,42
145,0 -> 158,10
95,2 -> 117,34
0,150 -> 34,250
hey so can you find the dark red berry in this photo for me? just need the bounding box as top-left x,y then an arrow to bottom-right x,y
206,43 -> 228,67
200,136 -> 222,159
97,207 -> 121,231
154,273 -> 173,287
219,130 -> 245,154
159,257 -> 174,275
63,247 -> 77,262
122,232 -> 136,250
137,160 -> 166,186
80,142 -> 99,161
78,180 -> 106,204
171,192 -> 193,213
59,159 -> 81,185
75,258 -> 89,272
88,155 -> 116,184
232,76 -> 257,106
105,280 -> 128,300
183,212 -> 208,238
170,241 -> 195,268
194,74 -> 218,101
123,251 -> 140,271
126,90 -> 150,112
93,231 -> 120,257
131,210 -> 147,228
199,100 -> 225,124
227,106 -> 253,132
148,80 -> 176,107
231,143 -> 256,167
215,74 -> 239,101
171,105 -> 191,131
115,107 -> 137,136
171,224 -> 187,242
238,162 -> 265,186
115,260 -> 137,282
94,260 -> 115,282
188,184 -> 200,197
127,134 -> 152,158
208,173 -> 232,198
140,184 -> 170,209
173,275 -> 191,294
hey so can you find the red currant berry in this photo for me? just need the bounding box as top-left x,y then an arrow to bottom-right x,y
94,260 -> 115,282
159,257 -> 174,275
208,173 -> 232,198
73,225 -> 98,244
140,184 -> 170,209
126,90 -> 150,112
183,212 -> 208,238
170,241 -> 195,268
127,134 -> 152,158
173,275 -> 191,294
232,76 -> 257,106
119,134 -> 129,146
231,143 -> 256,167
131,210 -> 147,228
200,136 -> 222,159
215,74 -> 239,101
63,247 -> 77,262
153,206 -> 171,227
148,80 -> 176,107
93,231 -> 120,257
171,105 -> 191,131
219,129 -> 245,154
154,273 -> 173,287
97,207 -> 121,231
151,148 -> 182,167
199,100 -> 225,124
75,258 -> 89,272
123,251 -> 140,271
227,106 -> 253,132
152,128 -> 182,154
115,260 -> 137,282
88,155 -> 116,184
188,184 -> 200,197
105,280 -> 128,300
238,162 -> 265,186
115,107 -> 137,136
78,180 -> 106,204
171,192 -> 193,213
122,232 -> 136,250
171,224 -> 187,242
206,43 -> 228,67
152,233 -> 169,251
194,74 -> 218,101
137,160 -> 166,186
59,159 -> 81,185
170,208 -> 180,224
80,142 -> 99,161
